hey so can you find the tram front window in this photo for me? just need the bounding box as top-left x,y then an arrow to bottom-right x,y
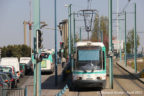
76,49 -> 102,70
41,53 -> 49,58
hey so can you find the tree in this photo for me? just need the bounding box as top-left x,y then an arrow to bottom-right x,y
91,15 -> 109,53
126,29 -> 140,54
1,44 -> 31,59
91,13 -> 99,41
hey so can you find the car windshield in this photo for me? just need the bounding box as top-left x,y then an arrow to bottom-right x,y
75,47 -> 102,71
2,74 -> 7,80
5,73 -> 13,79
0,67 -> 12,73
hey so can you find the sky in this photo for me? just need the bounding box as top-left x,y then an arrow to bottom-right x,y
0,0 -> 144,52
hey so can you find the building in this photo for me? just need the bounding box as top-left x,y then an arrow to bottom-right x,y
58,19 -> 68,48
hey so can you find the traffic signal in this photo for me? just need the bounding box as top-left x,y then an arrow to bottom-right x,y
36,29 -> 43,49
60,42 -> 64,48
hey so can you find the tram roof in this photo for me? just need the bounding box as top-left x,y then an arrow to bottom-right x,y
75,41 -> 104,47
41,49 -> 55,54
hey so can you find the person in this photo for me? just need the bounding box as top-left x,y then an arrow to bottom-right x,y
61,57 -> 66,68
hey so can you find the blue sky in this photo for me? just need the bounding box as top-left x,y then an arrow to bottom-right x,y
0,0 -> 144,52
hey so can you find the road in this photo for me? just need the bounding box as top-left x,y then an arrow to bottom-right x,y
13,64 -> 66,96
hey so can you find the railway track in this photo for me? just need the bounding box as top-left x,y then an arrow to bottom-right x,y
115,63 -> 144,89
74,91 -> 102,96
71,88 -> 103,96
113,62 -> 144,96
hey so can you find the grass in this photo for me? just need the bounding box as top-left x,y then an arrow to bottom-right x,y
127,58 -> 144,72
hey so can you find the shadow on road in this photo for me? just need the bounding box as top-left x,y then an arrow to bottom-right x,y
41,74 -> 67,90
114,74 -> 136,80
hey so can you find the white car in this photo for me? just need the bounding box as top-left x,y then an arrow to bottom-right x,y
0,57 -> 20,82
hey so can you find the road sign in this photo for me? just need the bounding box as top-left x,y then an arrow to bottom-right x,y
112,40 -> 123,50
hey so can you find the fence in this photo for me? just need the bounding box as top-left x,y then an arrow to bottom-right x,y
0,85 -> 34,96
24,85 -> 33,96
2,88 -> 25,96
127,53 -> 144,59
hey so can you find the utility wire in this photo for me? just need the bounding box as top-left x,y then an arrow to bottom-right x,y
87,0 -> 92,9
120,0 -> 131,14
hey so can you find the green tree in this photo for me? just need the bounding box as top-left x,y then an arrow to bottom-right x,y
91,13 -> 99,41
1,44 -> 31,59
126,29 -> 140,54
91,15 -> 109,53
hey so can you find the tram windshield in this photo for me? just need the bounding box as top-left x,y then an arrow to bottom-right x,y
41,53 -> 50,59
75,47 -> 102,71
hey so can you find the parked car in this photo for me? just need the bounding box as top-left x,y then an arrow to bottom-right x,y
0,72 -> 11,89
4,72 -> 17,88
0,57 -> 20,82
0,75 -> 8,96
0,65 -> 16,77
20,63 -> 25,78
20,57 -> 33,75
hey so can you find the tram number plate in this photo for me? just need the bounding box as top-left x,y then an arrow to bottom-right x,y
86,78 -> 93,80
86,75 -> 93,80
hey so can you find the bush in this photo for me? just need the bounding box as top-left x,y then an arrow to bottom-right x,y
1,44 -> 31,59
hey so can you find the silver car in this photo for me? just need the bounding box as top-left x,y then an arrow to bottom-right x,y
0,76 -> 9,96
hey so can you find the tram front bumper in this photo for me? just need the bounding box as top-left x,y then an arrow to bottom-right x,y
72,80 -> 106,88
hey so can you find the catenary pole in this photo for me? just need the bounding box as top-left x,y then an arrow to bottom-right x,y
33,0 -> 41,96
54,0 -> 58,86
109,0 -> 113,89
124,11 -> 127,67
68,4 -> 72,65
134,3 -> 137,73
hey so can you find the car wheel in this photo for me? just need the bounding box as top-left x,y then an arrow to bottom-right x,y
17,79 -> 20,83
15,84 -> 17,88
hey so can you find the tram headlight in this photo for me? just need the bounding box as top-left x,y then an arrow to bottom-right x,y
97,77 -> 102,80
77,77 -> 82,80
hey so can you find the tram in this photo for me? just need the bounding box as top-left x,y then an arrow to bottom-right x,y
40,49 -> 55,73
71,41 -> 107,88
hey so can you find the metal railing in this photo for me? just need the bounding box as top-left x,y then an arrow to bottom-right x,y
127,53 -> 144,59
24,85 -> 33,96
2,88 -> 25,96
0,85 -> 34,96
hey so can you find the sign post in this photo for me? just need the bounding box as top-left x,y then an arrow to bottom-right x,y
33,0 -> 41,96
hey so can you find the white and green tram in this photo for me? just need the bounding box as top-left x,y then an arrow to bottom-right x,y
40,49 -> 55,73
72,41 -> 107,88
